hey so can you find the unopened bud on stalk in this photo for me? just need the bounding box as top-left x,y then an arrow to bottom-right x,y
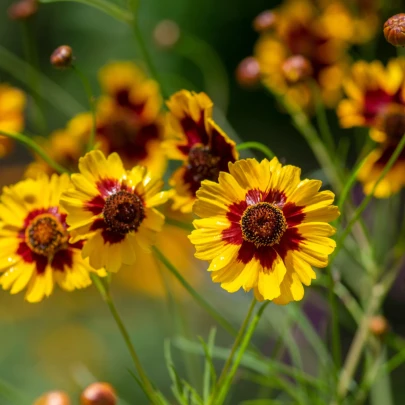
33,391 -> 71,405
253,10 -> 277,32
282,55 -> 313,83
50,45 -> 73,69
80,382 -> 117,405
369,315 -> 389,337
7,0 -> 38,20
384,14 -> 405,47
153,20 -> 180,48
235,56 -> 261,87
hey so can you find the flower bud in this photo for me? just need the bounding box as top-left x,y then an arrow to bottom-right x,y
253,10 -> 277,32
50,46 -> 73,69
7,0 -> 38,20
235,57 -> 261,87
282,55 -> 313,83
80,382 -> 117,405
33,391 -> 71,405
153,20 -> 180,48
384,14 -> 405,47
369,315 -> 389,337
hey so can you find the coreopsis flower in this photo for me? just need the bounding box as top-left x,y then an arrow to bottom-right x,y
0,83 -> 26,157
337,59 -> 405,130
60,150 -> 170,273
253,0 -> 350,109
50,45 -> 73,69
165,90 -> 238,213
0,174 -> 105,303
33,391 -> 71,405
26,61 -> 166,177
384,14 -> 405,47
189,158 -> 339,304
81,382 -> 117,405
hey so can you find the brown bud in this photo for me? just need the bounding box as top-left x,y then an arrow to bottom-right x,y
282,55 -> 313,84
369,315 -> 389,337
153,19 -> 180,48
50,46 -> 73,69
384,14 -> 405,47
80,382 -> 117,405
235,56 -> 261,87
253,10 -> 277,32
7,0 -> 38,20
33,391 -> 71,405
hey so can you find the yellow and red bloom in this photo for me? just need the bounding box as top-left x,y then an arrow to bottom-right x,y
189,158 -> 339,304
26,61 -> 166,177
60,150 -> 170,273
337,59 -> 405,129
0,174 -> 104,303
0,83 -> 26,157
165,90 -> 238,213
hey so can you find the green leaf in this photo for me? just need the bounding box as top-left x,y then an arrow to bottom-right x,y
164,340 -> 187,405
199,328 -> 217,403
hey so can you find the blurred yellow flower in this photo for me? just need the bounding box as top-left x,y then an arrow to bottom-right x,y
0,83 -> 26,157
26,61 -> 166,178
61,150 -> 170,273
189,158 -> 339,304
0,174 -> 104,303
165,90 -> 238,213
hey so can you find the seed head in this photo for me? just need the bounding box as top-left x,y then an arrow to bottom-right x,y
253,10 -> 276,32
50,45 -> 73,69
282,55 -> 313,83
33,391 -> 71,405
81,382 -> 117,405
235,57 -> 261,87
369,315 -> 389,337
384,14 -> 405,47
7,0 -> 38,20
153,20 -> 180,48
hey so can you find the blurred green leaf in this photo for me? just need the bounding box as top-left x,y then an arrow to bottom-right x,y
199,328 -> 217,403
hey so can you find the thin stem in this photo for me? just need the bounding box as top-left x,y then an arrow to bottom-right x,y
237,141 -> 275,160
0,130 -> 68,174
210,298 -> 257,403
152,246 -> 237,337
71,65 -> 97,152
335,134 -> 405,254
214,302 -> 269,405
131,1 -> 170,101
91,274 -> 158,403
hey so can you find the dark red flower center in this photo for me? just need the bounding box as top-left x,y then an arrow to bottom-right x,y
103,190 -> 145,234
25,214 -> 68,257
187,145 -> 221,185
382,112 -> 405,141
241,202 -> 287,247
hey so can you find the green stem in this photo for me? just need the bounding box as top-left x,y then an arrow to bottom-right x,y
213,302 -> 269,405
91,274 -> 158,403
236,141 -> 275,160
210,298 -> 257,403
72,65 -> 97,152
0,130 -> 68,174
131,1 -> 170,101
335,134 -> 405,255
152,246 -> 237,337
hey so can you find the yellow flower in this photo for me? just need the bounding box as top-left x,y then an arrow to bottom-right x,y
189,158 -> 339,304
60,150 -> 170,273
358,143 -> 405,198
0,83 -> 26,157
337,59 -> 405,129
0,174 -> 104,303
165,90 -> 238,213
26,61 -> 166,177
253,0 -> 349,109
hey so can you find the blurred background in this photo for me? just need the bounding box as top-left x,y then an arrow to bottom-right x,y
1,0 -> 405,404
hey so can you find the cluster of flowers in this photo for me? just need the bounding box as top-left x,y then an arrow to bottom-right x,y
0,59 -> 339,305
238,0 -> 405,197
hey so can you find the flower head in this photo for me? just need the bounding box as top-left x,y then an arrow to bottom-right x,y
50,45 -> 73,69
60,150 -> 170,273
165,90 -> 238,213
81,382 -> 117,405
189,158 -> 339,304
0,83 -> 26,157
0,174 -> 104,303
33,391 -> 70,405
384,14 -> 405,47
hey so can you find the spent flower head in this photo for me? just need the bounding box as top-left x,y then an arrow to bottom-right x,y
384,14 -> 405,47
